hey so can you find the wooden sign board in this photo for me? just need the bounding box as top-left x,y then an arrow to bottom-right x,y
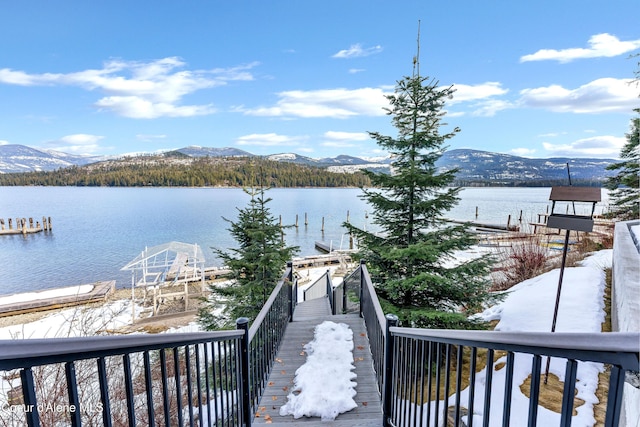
549,186 -> 601,203
546,213 -> 594,232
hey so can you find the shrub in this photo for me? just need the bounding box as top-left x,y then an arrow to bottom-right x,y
492,237 -> 549,291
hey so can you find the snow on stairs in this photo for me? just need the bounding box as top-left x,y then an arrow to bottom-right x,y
253,296 -> 383,425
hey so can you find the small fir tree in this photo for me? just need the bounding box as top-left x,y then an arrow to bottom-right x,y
198,187 -> 298,330
345,73 -> 497,329
606,108 -> 640,220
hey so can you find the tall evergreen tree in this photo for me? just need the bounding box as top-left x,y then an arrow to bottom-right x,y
198,187 -> 298,330
606,108 -> 639,220
345,72 -> 497,329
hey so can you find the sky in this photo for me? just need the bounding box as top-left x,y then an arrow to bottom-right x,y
0,1 -> 638,160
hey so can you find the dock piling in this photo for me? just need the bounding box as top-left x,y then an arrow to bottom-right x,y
0,216 -> 52,235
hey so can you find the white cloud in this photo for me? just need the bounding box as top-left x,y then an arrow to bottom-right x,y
470,99 -> 514,117
236,133 -> 306,147
519,78 -> 639,113
449,82 -> 512,116
95,96 -> 215,119
542,135 -> 625,158
0,58 -> 258,118
323,131 -> 370,141
450,82 -> 509,103
521,33 -> 640,63
348,69 -> 365,74
242,87 -> 391,119
538,132 -> 567,138
510,148 -> 537,157
321,131 -> 371,148
46,134 -> 105,155
332,44 -> 383,59
136,134 -> 167,142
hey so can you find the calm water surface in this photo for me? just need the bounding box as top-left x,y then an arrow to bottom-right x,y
0,186 -> 607,295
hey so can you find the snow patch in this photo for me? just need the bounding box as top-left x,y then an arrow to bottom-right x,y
279,321 -> 357,421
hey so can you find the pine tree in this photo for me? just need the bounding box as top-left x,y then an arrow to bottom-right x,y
198,187 -> 298,330
606,108 -> 639,220
345,73 -> 497,329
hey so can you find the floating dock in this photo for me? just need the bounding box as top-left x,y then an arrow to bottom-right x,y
0,280 -> 115,318
445,218 -> 520,232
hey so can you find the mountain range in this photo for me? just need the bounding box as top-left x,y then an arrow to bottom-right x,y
0,144 -> 617,185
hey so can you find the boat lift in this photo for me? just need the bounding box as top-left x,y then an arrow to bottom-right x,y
121,242 -> 206,321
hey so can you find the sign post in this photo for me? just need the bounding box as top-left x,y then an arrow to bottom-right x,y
544,186 -> 601,383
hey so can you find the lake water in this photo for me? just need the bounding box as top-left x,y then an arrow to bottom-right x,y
0,186 -> 608,295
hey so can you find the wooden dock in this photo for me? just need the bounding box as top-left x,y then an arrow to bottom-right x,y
254,297 -> 381,426
0,216 -> 52,236
293,253 -> 351,269
0,281 -> 115,318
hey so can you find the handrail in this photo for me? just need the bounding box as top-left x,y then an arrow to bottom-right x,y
301,270 -> 330,302
360,262 -> 386,332
248,264 -> 293,341
326,271 -> 334,313
350,261 -> 640,427
0,330 -> 244,427
390,328 -> 640,368
0,331 -> 242,370
245,263 -> 295,417
357,261 -> 388,397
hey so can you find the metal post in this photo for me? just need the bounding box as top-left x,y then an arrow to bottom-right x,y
287,261 -> 294,322
236,317 -> 252,427
545,229 -> 571,383
383,314 -> 399,427
21,367 -> 40,427
342,274 -> 348,314
359,260 -> 366,318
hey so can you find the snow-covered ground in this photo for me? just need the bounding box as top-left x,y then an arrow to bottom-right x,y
0,299 -> 142,339
461,250 -> 613,426
0,250 -> 617,426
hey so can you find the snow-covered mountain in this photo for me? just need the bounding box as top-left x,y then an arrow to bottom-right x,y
0,144 -> 107,173
176,146 -> 253,158
436,149 -> 616,184
0,144 -> 617,184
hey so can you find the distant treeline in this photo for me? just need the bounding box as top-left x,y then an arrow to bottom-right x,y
454,179 -> 605,187
0,156 -> 372,188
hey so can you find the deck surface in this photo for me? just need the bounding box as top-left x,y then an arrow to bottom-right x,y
254,297 -> 382,426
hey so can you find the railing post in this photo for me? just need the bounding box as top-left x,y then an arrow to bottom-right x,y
383,313 -> 399,427
287,261 -> 294,322
237,317 -> 252,427
359,259 -> 366,318
342,272 -> 348,314
326,270 -> 335,315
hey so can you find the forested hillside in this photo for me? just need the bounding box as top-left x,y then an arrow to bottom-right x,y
0,155 -> 371,188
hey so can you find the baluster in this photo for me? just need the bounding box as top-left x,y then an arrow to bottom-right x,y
159,349 -> 171,427
97,357 -> 113,427
123,353 -> 136,427
65,361 -> 82,427
143,351 -> 155,427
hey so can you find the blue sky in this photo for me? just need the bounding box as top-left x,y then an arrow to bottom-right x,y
0,1 -> 638,160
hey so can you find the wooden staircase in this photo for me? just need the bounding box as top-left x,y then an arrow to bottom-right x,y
253,297 -> 382,426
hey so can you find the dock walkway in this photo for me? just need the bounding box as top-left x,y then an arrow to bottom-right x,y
254,297 -> 381,426
0,281 -> 115,317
